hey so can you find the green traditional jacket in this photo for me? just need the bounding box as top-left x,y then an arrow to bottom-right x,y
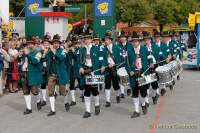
174,39 -> 187,60
125,45 -> 151,88
45,48 -> 69,85
80,45 -> 104,75
104,43 -> 121,66
27,49 -> 43,86
118,42 -> 132,67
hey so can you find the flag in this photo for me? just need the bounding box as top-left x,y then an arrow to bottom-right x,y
0,0 -> 9,24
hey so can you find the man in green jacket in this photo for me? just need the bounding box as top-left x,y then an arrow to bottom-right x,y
143,31 -> 159,106
23,38 -> 43,115
104,33 -> 121,107
44,35 -> 70,116
172,32 -> 187,80
79,34 -> 105,118
125,33 -> 151,118
118,34 -> 132,98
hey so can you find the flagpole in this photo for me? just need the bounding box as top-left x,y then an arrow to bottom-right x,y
0,18 -> 3,96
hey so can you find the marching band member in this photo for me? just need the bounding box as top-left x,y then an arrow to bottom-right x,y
118,34 -> 132,98
23,38 -> 43,115
80,34 -> 104,118
153,32 -> 169,97
143,31 -> 159,105
38,36 -> 51,107
93,34 -> 105,91
125,33 -> 151,118
161,31 -> 176,95
67,36 -> 85,105
104,33 -> 121,107
43,35 -> 70,116
172,32 -> 187,80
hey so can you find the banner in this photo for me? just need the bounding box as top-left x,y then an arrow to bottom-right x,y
26,0 -> 43,17
0,0 -> 9,24
182,49 -> 197,66
95,0 -> 113,16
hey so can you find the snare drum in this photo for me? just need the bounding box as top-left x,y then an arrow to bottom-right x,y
168,60 -> 183,77
85,75 -> 105,85
117,67 -> 129,86
155,65 -> 173,85
137,73 -> 158,87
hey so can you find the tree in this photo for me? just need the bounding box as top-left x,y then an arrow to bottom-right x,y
153,0 -> 178,24
10,0 -> 25,17
116,0 -> 150,26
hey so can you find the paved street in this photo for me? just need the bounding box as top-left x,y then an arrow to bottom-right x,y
0,69 -> 200,133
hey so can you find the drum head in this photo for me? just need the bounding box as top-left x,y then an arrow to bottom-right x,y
156,66 -> 170,73
117,67 -> 128,76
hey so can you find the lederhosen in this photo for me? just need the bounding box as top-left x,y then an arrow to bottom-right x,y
105,46 -> 120,91
47,49 -> 68,97
83,47 -> 99,97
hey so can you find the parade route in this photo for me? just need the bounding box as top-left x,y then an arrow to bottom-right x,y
0,69 -> 200,133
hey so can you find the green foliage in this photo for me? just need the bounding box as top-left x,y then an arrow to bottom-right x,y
116,0 -> 150,26
9,0 -> 200,25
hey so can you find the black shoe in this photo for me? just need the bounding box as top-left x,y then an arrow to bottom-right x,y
105,102 -> 111,107
41,101 -> 46,106
83,112 -> 91,118
24,109 -> 32,115
65,103 -> 70,112
152,94 -> 159,104
54,92 -> 57,99
142,105 -> 147,115
70,101 -> 76,106
37,101 -> 42,110
145,102 -> 149,108
47,111 -> 56,116
121,94 -> 125,99
170,85 -> 173,91
131,111 -> 140,118
161,89 -> 166,96
95,106 -> 100,115
177,75 -> 180,80
116,96 -> 120,104
127,89 -> 131,96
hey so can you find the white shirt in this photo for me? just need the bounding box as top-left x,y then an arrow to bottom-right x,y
107,43 -> 113,54
134,45 -> 141,55
85,43 -> 93,67
22,57 -> 28,71
107,43 -> 115,65
156,41 -> 161,47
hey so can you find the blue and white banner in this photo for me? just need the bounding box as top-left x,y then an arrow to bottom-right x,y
26,0 -> 43,17
95,0 -> 113,17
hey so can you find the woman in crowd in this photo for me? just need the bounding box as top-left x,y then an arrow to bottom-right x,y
8,40 -> 19,93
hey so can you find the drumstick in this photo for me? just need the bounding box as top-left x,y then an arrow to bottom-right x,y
91,61 -> 125,75
141,59 -> 168,76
